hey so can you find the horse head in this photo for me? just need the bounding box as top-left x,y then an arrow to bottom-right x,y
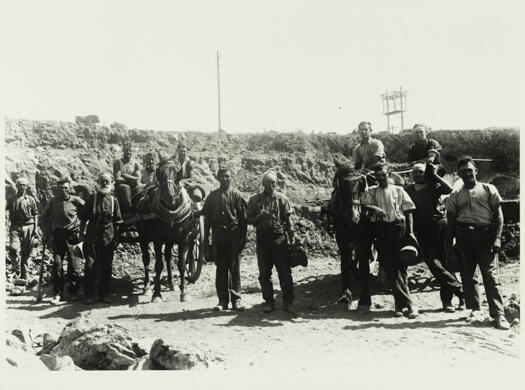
333,161 -> 367,225
156,160 -> 182,208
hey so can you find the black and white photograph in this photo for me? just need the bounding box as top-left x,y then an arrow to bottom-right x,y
2,0 -> 522,386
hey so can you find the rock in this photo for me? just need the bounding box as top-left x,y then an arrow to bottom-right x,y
504,304 -> 520,323
50,315 -> 139,370
132,336 -> 157,358
5,345 -> 48,370
40,354 -> 82,371
149,339 -> 209,370
11,328 -> 34,352
75,115 -> 99,125
39,332 -> 60,355
6,333 -> 32,353
127,355 -> 155,370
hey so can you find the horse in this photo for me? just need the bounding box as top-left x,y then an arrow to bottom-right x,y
329,159 -> 407,311
133,160 -> 196,303
328,159 -> 369,310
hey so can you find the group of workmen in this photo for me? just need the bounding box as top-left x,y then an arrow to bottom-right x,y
5,122 -> 510,330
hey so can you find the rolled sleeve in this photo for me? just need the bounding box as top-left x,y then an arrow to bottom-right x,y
487,184 -> 503,209
430,139 -> 442,154
372,140 -> 385,158
445,191 -> 458,214
280,196 -> 293,216
399,188 -> 416,212
352,147 -> 361,167
113,197 -> 123,224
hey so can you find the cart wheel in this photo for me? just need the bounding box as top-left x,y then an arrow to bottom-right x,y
185,216 -> 205,283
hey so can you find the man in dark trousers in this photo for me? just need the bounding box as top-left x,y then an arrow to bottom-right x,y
247,171 -> 297,314
41,178 -> 85,304
202,167 -> 247,311
79,172 -> 123,304
445,156 -> 509,330
405,163 -> 464,312
6,177 -> 38,281
360,164 -> 419,318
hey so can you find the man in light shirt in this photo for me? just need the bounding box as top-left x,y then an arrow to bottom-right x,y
360,164 -> 419,318
352,121 -> 386,171
445,156 -> 509,330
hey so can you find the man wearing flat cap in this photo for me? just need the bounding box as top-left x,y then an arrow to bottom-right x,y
41,178 -> 85,304
247,171 -> 297,314
405,163 -> 464,313
6,177 -> 38,281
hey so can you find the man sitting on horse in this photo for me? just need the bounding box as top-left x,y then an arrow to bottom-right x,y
352,121 -> 386,171
140,151 -> 158,188
359,163 -> 419,318
113,141 -> 141,217
407,123 -> 442,165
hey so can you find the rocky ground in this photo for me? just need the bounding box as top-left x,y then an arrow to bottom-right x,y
5,246 -> 521,371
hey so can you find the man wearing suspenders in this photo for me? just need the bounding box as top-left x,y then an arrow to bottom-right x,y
79,172 -> 123,304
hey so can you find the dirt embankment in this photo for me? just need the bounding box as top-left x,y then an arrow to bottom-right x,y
4,118 -> 520,258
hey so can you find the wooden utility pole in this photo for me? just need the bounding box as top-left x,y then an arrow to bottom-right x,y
216,50 -> 222,131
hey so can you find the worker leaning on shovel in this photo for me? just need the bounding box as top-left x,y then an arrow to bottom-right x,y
41,178 -> 85,304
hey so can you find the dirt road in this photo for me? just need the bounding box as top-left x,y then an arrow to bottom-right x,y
5,252 -> 520,371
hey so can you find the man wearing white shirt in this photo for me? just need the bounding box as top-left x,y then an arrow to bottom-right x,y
360,164 -> 419,318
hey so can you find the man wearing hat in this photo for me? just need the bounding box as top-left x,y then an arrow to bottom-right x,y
405,163 -> 464,312
352,121 -> 386,171
79,172 -> 123,304
41,178 -> 85,304
360,164 -> 419,318
113,141 -> 141,217
247,171 -> 297,314
6,177 -> 38,281
202,167 -> 247,311
407,123 -> 442,165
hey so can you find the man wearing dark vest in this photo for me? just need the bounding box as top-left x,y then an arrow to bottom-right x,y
203,167 -> 247,311
79,172 -> 122,304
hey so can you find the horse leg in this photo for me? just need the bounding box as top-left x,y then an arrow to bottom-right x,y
177,242 -> 188,302
165,243 -> 175,291
140,239 -> 152,294
152,241 -> 164,303
336,232 -> 353,310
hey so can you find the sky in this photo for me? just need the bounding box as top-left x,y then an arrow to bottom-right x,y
2,0 -> 524,133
